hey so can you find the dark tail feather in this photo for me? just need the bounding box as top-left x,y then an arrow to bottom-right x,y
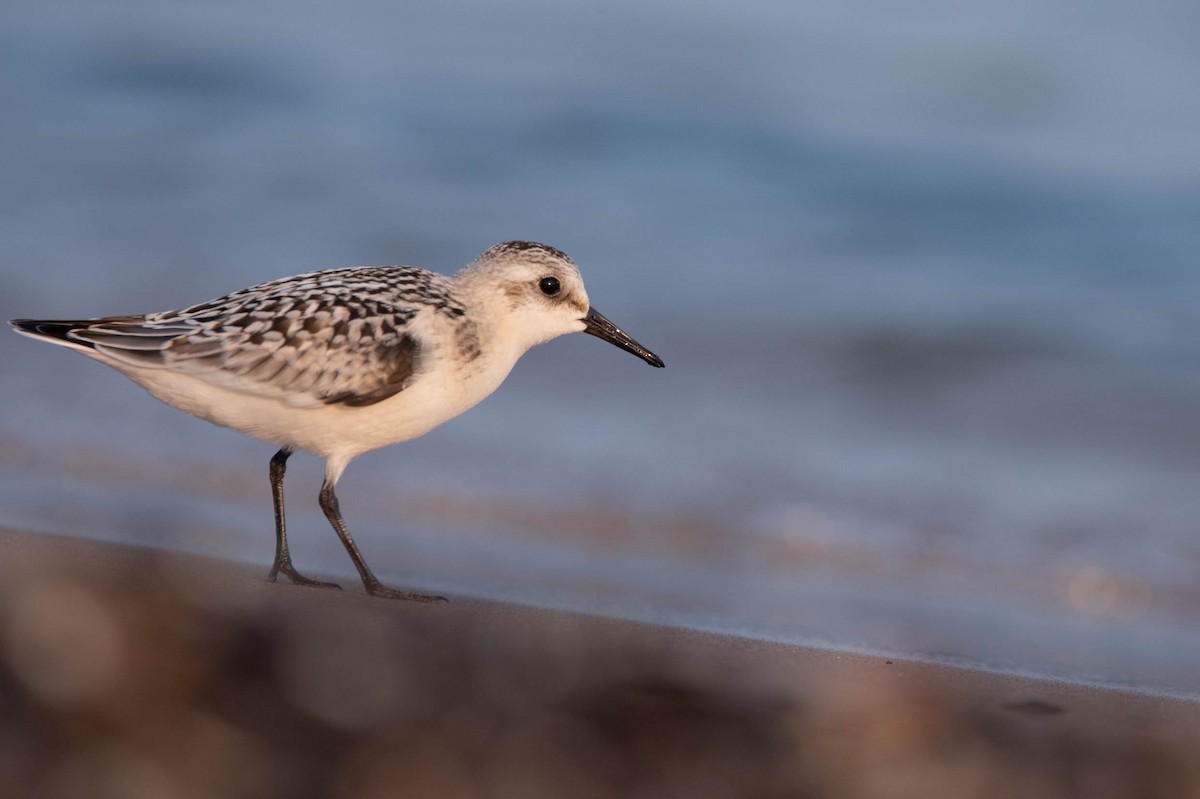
10,319 -> 98,347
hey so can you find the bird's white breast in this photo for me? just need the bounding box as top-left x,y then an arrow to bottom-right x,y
91,320 -> 522,462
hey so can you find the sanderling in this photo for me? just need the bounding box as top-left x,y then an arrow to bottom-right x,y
11,241 -> 664,601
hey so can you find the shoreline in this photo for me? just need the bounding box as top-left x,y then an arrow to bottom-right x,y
2,527 -> 1199,797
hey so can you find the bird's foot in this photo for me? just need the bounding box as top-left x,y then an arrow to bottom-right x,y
363,580 -> 447,603
268,563 -> 343,591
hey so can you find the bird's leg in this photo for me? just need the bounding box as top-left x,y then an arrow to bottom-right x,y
318,479 -> 446,602
267,448 -> 341,590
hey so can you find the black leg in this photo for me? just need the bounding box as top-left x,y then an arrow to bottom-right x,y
267,448 -> 341,590
318,479 -> 446,602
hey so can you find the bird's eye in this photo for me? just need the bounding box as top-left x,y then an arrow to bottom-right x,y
538,276 -> 561,296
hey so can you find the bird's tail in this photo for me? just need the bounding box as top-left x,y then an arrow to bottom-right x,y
11,318 -> 107,351
10,316 -> 145,351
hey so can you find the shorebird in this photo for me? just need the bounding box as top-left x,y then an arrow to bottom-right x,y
11,241 -> 664,601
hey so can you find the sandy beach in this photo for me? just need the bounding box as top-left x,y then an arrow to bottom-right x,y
1,527 -> 1197,799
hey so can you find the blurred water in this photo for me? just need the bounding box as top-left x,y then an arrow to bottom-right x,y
2,0 -> 1199,693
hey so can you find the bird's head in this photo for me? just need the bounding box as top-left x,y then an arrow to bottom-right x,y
459,241 -> 664,367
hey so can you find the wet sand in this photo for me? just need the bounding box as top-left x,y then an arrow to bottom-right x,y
1,527 -> 1198,799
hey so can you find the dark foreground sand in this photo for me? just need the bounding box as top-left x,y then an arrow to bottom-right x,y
1,528 -> 1198,799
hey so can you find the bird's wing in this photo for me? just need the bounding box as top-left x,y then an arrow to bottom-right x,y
64,267 -> 463,408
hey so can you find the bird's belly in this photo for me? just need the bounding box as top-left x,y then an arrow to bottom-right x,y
116,352 -> 517,459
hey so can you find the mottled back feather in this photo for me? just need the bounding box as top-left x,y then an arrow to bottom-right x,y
34,267 -> 467,408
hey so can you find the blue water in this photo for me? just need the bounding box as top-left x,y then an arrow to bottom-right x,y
3,0 -> 1199,694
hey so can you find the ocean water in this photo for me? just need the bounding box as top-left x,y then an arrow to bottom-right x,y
3,0 -> 1199,694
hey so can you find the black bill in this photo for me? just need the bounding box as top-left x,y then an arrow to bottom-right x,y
582,307 -> 665,368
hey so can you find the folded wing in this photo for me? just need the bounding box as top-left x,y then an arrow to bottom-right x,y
12,269 -> 433,408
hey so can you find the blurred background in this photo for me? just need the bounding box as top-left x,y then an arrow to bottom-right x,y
2,0 -> 1198,694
